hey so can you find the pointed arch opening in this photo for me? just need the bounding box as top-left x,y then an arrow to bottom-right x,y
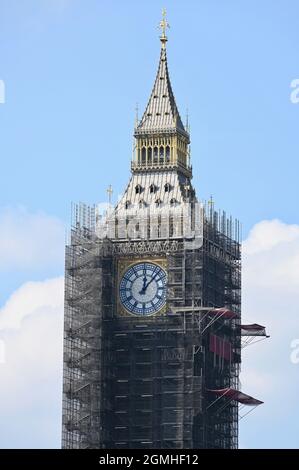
141,147 -> 146,165
150,183 -> 156,194
166,145 -> 170,162
159,146 -> 164,163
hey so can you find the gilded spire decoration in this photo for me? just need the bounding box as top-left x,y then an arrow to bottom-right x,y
158,8 -> 170,48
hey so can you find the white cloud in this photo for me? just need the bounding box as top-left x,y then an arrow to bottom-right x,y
240,219 -> 299,448
0,277 -> 63,330
0,277 -> 64,448
243,219 -> 299,255
0,206 -> 65,271
0,206 -> 65,447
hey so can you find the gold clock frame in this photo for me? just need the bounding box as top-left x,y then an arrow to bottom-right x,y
117,257 -> 168,318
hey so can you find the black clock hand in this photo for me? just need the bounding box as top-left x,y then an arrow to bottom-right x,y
139,274 -> 157,294
143,272 -> 159,291
139,275 -> 148,295
140,264 -> 147,291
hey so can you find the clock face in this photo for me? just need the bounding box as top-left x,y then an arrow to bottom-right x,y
119,261 -> 167,316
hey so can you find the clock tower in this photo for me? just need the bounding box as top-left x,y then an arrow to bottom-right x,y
62,11 -> 247,449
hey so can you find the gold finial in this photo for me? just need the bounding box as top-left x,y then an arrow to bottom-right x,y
106,184 -> 113,205
158,8 -> 170,48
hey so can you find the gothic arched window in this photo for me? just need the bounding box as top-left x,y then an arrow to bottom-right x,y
148,147 -> 152,164
153,146 -> 158,163
159,146 -> 164,163
166,146 -> 170,162
150,183 -> 156,194
135,184 -> 142,194
141,147 -> 146,164
164,183 -> 171,192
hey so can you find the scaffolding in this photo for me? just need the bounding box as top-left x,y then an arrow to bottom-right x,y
62,202 -> 241,449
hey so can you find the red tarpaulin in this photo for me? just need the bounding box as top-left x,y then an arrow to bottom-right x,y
209,308 -> 237,320
209,334 -> 232,361
208,388 -> 264,406
241,324 -> 268,337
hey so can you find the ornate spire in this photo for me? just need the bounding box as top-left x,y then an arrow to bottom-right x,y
135,10 -> 187,136
133,11 -> 191,177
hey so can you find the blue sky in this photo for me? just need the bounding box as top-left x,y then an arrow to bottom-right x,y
0,0 -> 298,449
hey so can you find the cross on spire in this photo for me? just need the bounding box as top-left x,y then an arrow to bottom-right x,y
158,8 -> 170,47
208,195 -> 214,206
106,185 -> 113,205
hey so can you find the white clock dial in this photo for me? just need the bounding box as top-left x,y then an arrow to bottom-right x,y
119,262 -> 167,316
